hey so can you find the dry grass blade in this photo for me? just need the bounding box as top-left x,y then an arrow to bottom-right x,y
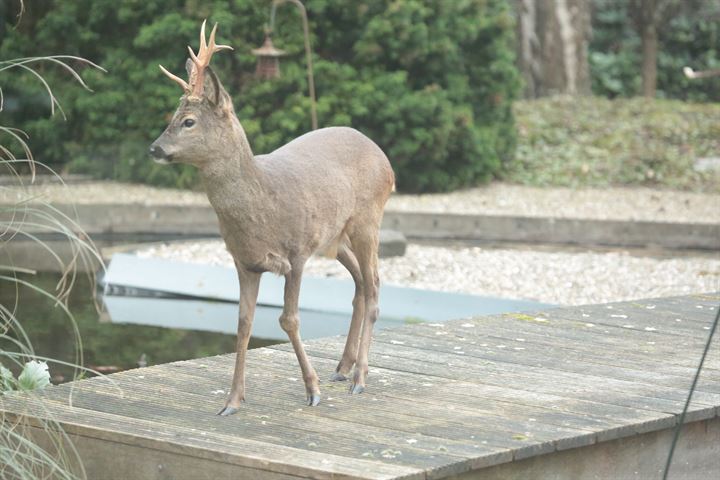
0,275 -> 83,378
0,56 -> 107,90
1,45 -> 105,479
1,8 -> 90,479
0,127 -> 34,180
2,62 -> 67,119
0,303 -> 34,358
0,266 -> 36,275
1,159 -> 106,295
0,55 -> 105,121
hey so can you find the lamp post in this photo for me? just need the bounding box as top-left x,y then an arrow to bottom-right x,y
252,0 -> 318,131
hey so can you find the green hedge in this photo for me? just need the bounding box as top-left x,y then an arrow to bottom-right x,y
508,96 -> 720,192
0,0 -> 519,193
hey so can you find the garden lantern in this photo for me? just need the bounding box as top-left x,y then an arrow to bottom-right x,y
252,0 -> 317,130
251,31 -> 285,79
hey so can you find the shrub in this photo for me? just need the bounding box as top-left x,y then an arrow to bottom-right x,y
507,96 -> 720,192
0,0 -> 520,193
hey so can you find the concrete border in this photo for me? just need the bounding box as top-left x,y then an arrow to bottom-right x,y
3,203 -> 718,251
382,211 -> 720,250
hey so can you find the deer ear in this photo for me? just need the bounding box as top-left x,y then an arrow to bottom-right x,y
204,66 -> 234,116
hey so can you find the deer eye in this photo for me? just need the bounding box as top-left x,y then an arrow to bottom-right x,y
182,118 -> 196,128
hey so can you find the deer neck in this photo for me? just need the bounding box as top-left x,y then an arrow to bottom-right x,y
198,119 -> 266,218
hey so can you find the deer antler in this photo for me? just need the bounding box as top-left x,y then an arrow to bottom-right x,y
159,65 -> 190,93
188,20 -> 233,97
158,20 -> 233,97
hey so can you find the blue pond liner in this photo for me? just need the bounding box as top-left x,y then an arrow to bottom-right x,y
102,253 -> 551,340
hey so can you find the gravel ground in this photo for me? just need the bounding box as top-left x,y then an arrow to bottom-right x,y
135,241 -> 720,306
3,181 -> 718,223
1,181 -> 208,206
387,184 -> 720,224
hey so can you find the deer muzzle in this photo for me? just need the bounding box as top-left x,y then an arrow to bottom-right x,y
149,144 -> 172,164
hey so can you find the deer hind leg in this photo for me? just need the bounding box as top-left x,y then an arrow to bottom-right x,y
218,269 -> 261,416
348,230 -> 380,395
280,260 -> 321,406
330,241 -> 365,382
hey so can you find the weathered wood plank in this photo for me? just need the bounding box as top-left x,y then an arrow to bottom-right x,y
1,395 -> 423,480
290,333 -> 720,409
38,376 -> 493,473
1,293 -> 718,479
368,329 -> 720,394
22,423 -> 308,480
545,305 -> 719,339
270,338 -> 718,420
240,354 -> 653,452
133,361 -> 596,459
554,294 -> 720,326
494,310 -> 714,354
80,366 -> 507,457
390,318 -> 720,381
36,384 -> 465,473
164,352 -> 679,444
425,314 -> 720,372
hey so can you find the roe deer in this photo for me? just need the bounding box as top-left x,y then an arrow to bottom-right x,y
149,21 -> 395,416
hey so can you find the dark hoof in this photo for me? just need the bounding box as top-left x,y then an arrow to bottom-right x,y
349,383 -> 365,395
330,372 -> 348,382
217,406 -> 240,416
307,394 -> 321,406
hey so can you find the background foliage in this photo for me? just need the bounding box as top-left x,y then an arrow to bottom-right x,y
591,0 -> 720,101
0,0 -> 520,193
507,96 -> 720,192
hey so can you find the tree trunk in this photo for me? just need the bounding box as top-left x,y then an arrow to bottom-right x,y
515,0 -> 592,98
640,24 -> 658,97
516,0 -> 540,97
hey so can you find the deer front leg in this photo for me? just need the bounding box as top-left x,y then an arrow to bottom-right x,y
281,263 -> 321,406
218,270 -> 261,416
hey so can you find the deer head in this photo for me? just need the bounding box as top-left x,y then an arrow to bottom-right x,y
149,21 -> 236,165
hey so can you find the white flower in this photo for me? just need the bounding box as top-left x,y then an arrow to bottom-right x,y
17,361 -> 51,391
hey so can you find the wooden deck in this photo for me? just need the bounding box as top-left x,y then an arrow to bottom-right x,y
2,293 -> 719,479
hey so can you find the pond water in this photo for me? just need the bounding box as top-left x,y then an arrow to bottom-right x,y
1,271 -> 418,383
2,265 -> 548,384
0,272 -> 280,383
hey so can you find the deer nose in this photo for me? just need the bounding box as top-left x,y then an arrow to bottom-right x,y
149,144 -> 167,160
